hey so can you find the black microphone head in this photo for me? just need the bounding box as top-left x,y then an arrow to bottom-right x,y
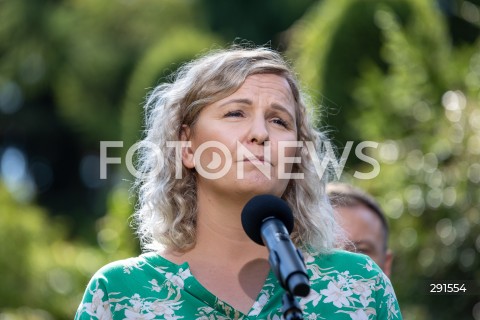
241,194 -> 294,245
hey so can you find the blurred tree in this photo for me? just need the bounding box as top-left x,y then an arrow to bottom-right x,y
48,0 -> 206,143
0,0 -> 91,224
0,182 -> 112,319
287,0 -> 480,318
121,28 -> 222,152
197,0 -> 319,49
438,0 -> 480,45
0,0 -> 213,230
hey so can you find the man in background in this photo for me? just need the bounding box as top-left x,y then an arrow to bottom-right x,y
327,182 -> 393,278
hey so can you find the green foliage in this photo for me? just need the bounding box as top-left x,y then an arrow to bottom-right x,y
94,184 -> 139,258
0,183 -> 111,319
47,0 -> 207,143
197,0 -> 318,47
289,0 -> 421,140
121,28 -> 222,151
0,0 -> 209,144
288,0 -> 480,318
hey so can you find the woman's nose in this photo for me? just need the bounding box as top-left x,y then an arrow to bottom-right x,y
248,116 -> 269,145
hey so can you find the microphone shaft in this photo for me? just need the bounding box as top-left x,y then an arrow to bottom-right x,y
261,218 -> 310,297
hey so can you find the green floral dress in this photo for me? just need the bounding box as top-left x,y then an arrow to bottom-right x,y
75,250 -> 402,319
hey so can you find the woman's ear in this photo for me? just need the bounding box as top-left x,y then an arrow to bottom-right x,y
180,125 -> 195,169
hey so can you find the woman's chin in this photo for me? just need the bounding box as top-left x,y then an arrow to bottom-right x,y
234,177 -> 287,198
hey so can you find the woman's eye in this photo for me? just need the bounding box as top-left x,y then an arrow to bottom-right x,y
224,110 -> 244,118
272,118 -> 289,128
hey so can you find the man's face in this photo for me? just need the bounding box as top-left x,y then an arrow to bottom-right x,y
336,204 -> 392,277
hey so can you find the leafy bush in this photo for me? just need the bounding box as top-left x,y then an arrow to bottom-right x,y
288,0 -> 480,318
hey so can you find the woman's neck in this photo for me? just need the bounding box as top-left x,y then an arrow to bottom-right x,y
194,188 -> 267,262
163,187 -> 268,264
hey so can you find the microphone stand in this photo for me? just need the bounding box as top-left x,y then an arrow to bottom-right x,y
263,225 -> 309,320
282,292 -> 303,320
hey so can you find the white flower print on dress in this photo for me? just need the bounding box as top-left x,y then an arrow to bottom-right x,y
148,279 -> 161,292
195,306 -> 232,320
149,300 -> 184,320
300,288 -> 322,308
337,306 -> 376,319
128,294 -> 143,313
163,268 -> 191,290
83,286 -> 112,320
250,292 -> 269,316
363,259 -> 374,272
305,312 -> 326,319
348,309 -> 369,320
321,281 -> 353,308
124,308 -> 156,320
250,282 -> 275,317
123,259 -> 145,274
350,279 -> 374,307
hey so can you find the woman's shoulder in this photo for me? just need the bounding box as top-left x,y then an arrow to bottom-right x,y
300,249 -> 402,319
90,251 -> 181,280
305,249 -> 382,275
303,249 -> 391,292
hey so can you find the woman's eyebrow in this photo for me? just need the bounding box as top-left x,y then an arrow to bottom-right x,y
271,103 -> 295,122
217,98 -> 295,123
218,98 -> 252,108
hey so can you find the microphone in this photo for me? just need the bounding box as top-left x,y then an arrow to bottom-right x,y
241,194 -> 310,297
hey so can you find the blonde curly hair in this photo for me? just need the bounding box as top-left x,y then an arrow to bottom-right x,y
133,46 -> 338,254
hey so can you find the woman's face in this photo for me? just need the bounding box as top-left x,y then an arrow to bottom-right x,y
182,73 -> 298,199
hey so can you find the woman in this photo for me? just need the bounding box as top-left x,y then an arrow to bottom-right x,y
76,46 -> 402,319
